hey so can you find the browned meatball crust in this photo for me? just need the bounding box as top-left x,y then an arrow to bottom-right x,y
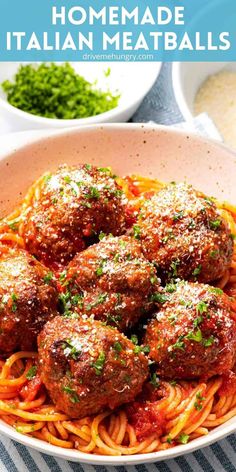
22,164 -> 127,269
144,281 -> 236,379
0,248 -> 59,355
135,183 -> 233,283
38,316 -> 149,418
64,235 -> 160,331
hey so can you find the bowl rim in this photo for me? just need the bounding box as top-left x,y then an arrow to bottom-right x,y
0,62 -> 162,125
0,122 -> 235,464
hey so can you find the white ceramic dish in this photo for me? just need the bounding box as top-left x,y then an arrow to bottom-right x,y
0,123 -> 236,464
172,62 -> 236,121
0,62 -> 161,132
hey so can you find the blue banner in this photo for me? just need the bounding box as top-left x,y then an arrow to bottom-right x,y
0,0 -> 235,61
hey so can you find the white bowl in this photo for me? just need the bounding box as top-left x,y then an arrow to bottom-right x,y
0,124 -> 236,464
0,62 -> 161,131
172,62 -> 236,121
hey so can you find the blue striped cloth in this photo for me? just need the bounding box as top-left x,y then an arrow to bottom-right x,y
1,62 -> 235,471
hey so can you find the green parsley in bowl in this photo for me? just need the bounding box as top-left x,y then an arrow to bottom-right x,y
0,62 -> 162,131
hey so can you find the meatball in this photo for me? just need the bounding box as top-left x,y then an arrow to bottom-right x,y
144,281 -> 236,379
22,164 -> 127,269
38,316 -> 148,418
0,248 -> 58,355
135,183 -> 233,283
64,235 -> 160,331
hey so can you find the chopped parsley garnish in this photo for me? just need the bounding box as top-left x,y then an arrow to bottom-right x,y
192,265 -> 202,277
62,386 -> 80,403
172,336 -> 185,350
193,316 -> 203,328
150,373 -> 159,387
85,186 -> 101,200
26,366 -> 37,380
196,301 -> 208,315
168,314 -> 178,325
170,260 -> 180,277
166,436 -> 173,444
210,219 -> 221,230
133,225 -> 141,240
151,293 -> 169,304
134,344 -> 150,354
59,270 -> 67,282
150,276 -> 157,285
86,292 -> 107,311
194,392 -> 206,411
97,167 -> 111,174
64,175 -> 71,184
173,211 -> 184,221
63,338 -> 82,360
209,287 -> 223,296
92,352 -> 106,375
96,260 -> 107,276
85,164 -> 92,171
202,335 -> 215,347
210,249 -> 218,259
71,294 -> 83,307
43,271 -> 54,284
165,283 -> 176,293
99,232 -> 106,241
186,329 -> 202,343
113,342 -> 122,353
131,334 -> 138,345
11,293 -> 18,312
178,433 -> 189,444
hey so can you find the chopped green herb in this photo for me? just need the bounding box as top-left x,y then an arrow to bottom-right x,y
209,287 -> 223,296
150,373 -> 159,387
85,164 -> 92,171
26,365 -> 37,380
170,260 -> 180,277
202,335 -> 215,347
172,336 -> 185,350
165,283 -> 176,293
196,301 -> 208,315
192,265 -> 202,277
193,316 -> 203,328
151,293 -> 169,304
178,433 -> 189,444
209,249 -> 218,259
62,386 -> 80,403
92,352 -> 106,375
186,329 -> 202,343
43,271 -> 54,284
11,293 -> 18,312
113,342 -> 122,353
133,225 -> 141,240
210,219 -> 221,230
173,211 -> 184,221
63,338 -> 82,360
85,187 -> 100,200
99,232 -> 106,241
131,334 -> 138,345
2,63 -> 120,119
104,67 -> 111,77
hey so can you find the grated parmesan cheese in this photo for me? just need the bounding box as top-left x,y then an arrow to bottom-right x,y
194,70 -> 236,148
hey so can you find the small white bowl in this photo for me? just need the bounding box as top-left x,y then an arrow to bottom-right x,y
0,62 -> 161,131
172,62 -> 236,121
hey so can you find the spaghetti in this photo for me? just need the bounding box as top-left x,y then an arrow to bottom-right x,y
0,174 -> 235,456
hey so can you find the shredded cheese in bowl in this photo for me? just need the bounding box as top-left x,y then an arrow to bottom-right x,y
194,70 -> 236,149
